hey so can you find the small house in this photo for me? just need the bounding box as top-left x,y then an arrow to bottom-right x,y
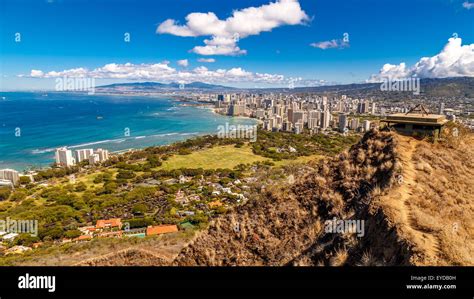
146,225 -> 178,236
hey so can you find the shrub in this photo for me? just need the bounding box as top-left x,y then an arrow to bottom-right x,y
103,182 -> 118,194
178,148 -> 192,155
132,203 -> 148,215
14,233 -> 39,247
74,182 -> 87,192
125,217 -> 153,229
116,170 -> 136,180
19,176 -> 31,184
0,187 -> 11,201
10,190 -> 27,202
39,225 -> 65,240
64,229 -> 82,239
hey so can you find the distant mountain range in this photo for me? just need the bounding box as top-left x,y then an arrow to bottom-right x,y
97,77 -> 474,98
98,81 -> 234,91
258,77 -> 474,98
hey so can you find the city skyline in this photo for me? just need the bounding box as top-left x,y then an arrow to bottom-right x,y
1,0 -> 474,91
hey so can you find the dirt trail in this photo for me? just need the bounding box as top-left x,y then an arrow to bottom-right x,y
383,136 -> 441,263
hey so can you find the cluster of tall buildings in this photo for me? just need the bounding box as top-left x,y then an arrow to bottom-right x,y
55,147 -> 109,167
215,93 -> 375,134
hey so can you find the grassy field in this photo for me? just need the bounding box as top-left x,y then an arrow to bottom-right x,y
75,168 -> 118,187
158,144 -> 269,170
156,144 -> 324,170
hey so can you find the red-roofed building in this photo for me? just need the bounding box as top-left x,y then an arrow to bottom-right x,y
146,225 -> 178,236
95,218 -> 122,230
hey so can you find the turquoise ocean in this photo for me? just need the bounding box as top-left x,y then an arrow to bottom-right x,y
0,92 -> 256,171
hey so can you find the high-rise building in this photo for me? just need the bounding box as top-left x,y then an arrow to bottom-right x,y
371,102 -> 376,115
287,108 -> 294,123
272,105 -> 282,116
89,154 -> 100,165
228,104 -> 245,116
263,99 -> 273,108
308,110 -> 320,120
308,118 -> 318,129
0,169 -> 20,186
55,147 -> 76,167
293,122 -> 304,134
282,121 -> 293,132
292,111 -> 304,125
338,113 -> 348,132
350,118 -> 360,130
277,105 -> 285,117
439,102 -> 445,115
357,103 -> 364,114
321,111 -> 331,129
94,148 -> 109,162
255,109 -> 265,119
75,149 -> 94,162
363,120 -> 371,132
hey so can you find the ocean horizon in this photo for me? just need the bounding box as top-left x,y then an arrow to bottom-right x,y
0,92 -> 256,171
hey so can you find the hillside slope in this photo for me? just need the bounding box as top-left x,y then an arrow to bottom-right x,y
73,129 -> 472,266
173,130 -> 402,266
171,129 -> 473,266
378,134 -> 474,265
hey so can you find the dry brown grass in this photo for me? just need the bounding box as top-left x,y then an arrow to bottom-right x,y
356,250 -> 385,266
378,132 -> 474,265
409,134 -> 473,265
329,248 -> 349,266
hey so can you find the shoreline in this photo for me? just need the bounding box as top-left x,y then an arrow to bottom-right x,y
6,125 -> 254,174
2,93 -> 258,173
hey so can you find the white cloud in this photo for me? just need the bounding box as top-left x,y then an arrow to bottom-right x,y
30,70 -> 44,77
310,39 -> 348,50
177,59 -> 189,67
156,0 -> 309,56
462,1 -> 474,9
24,62 -> 287,85
197,58 -> 216,63
193,36 -> 247,56
368,37 -> 474,82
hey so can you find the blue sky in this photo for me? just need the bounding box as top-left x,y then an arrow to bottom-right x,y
0,0 -> 473,90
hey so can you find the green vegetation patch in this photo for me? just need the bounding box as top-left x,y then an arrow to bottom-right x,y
158,144 -> 268,170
